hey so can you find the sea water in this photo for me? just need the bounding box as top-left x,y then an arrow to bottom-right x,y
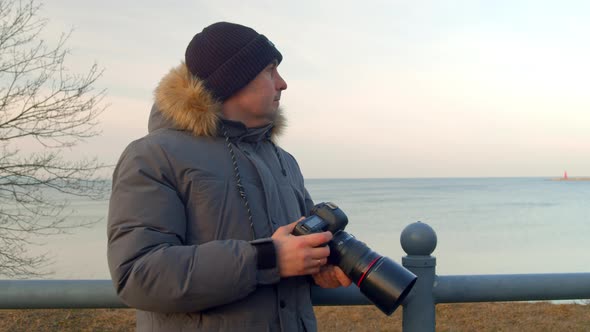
17,177 -> 590,279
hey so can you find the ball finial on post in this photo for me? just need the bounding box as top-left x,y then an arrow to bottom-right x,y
400,221 -> 437,256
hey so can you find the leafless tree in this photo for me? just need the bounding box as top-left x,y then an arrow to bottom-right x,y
0,0 -> 107,278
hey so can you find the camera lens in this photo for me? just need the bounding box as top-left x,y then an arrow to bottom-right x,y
329,232 -> 417,315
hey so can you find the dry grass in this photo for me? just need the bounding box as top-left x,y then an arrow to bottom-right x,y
0,302 -> 589,331
315,302 -> 590,332
0,308 -> 135,332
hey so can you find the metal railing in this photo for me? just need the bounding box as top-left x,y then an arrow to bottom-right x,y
1,222 -> 589,331
398,222 -> 590,331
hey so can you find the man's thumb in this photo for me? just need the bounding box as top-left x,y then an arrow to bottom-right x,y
278,217 -> 304,235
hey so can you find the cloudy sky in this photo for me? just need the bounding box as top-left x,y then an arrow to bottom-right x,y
35,0 -> 590,178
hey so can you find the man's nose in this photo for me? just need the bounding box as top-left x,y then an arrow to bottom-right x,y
276,73 -> 287,91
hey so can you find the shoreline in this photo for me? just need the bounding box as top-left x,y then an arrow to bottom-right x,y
550,177 -> 590,181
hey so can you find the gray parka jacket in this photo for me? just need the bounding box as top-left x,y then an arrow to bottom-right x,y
107,63 -> 317,331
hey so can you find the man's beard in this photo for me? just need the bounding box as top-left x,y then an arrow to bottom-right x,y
258,106 -> 281,124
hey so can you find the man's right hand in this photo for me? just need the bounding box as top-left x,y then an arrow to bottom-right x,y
271,218 -> 333,277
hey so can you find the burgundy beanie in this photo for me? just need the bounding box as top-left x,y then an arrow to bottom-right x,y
184,22 -> 283,102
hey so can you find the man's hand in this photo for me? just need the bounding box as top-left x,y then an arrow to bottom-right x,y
312,265 -> 353,288
271,218 -> 332,278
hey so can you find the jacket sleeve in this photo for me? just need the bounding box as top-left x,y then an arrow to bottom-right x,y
107,140 -> 280,313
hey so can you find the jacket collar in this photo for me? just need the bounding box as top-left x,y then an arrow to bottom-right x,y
219,119 -> 275,143
151,62 -> 285,142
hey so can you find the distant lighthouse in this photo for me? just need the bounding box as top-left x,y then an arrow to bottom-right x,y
564,171 -> 568,180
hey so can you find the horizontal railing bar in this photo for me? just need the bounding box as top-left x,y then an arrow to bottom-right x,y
0,280 -> 370,309
0,280 -> 127,309
434,273 -> 590,303
2,274 -> 589,309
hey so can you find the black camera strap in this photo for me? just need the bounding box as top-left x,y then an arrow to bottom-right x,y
222,124 -> 256,240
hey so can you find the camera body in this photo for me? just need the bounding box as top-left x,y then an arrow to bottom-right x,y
292,202 -> 417,316
293,202 -> 347,236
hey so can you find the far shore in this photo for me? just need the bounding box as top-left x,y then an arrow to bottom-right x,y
550,177 -> 590,181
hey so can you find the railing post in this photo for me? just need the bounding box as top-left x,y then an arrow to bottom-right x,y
400,222 -> 438,332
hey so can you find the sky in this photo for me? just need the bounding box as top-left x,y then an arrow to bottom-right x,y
27,0 -> 590,178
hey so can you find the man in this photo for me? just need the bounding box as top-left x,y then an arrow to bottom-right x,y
107,22 -> 351,332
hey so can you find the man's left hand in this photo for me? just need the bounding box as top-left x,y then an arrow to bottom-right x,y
311,265 -> 352,288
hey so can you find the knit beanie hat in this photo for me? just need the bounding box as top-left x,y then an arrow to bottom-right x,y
185,22 -> 283,102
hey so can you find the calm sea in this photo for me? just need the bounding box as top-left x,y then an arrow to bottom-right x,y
23,177 -> 590,279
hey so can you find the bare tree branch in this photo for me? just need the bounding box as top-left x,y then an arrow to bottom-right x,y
0,0 -> 108,278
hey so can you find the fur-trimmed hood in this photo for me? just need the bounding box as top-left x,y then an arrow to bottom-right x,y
150,62 -> 285,140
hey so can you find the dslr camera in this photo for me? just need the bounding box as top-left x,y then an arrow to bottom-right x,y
293,202 -> 417,315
